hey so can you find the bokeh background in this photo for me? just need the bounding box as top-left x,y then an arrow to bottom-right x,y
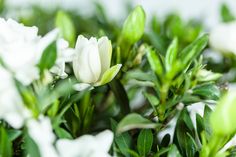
5,0 -> 236,28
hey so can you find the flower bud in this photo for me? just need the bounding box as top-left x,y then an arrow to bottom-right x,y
210,91 -> 236,135
121,5 -> 146,45
72,35 -> 122,91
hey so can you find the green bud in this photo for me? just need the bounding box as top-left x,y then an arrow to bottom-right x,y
210,92 -> 236,135
121,5 -> 146,45
55,11 -> 76,47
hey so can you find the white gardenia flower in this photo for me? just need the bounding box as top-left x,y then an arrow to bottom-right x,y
56,130 -> 114,157
73,35 -> 122,91
209,21 -> 236,54
0,67 -> 31,129
0,18 -> 40,85
27,116 -> 58,157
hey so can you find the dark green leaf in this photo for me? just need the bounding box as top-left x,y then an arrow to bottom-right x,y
192,83 -> 220,100
137,129 -> 153,156
38,41 -> 57,73
111,119 -> 132,157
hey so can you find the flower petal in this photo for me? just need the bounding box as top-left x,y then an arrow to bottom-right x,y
95,64 -> 122,86
95,130 -> 114,152
98,36 -> 112,75
73,42 -> 101,83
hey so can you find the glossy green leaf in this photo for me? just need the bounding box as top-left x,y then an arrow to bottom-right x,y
117,113 -> 157,133
137,129 -> 153,156
38,41 -> 57,73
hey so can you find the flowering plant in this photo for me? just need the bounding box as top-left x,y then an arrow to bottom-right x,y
0,2 -> 236,157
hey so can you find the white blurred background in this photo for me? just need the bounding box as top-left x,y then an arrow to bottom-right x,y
5,0 -> 236,28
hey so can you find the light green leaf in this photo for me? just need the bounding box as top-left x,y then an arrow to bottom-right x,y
167,145 -> 182,157
137,129 -> 153,156
55,10 -> 76,47
147,48 -> 164,76
178,34 -> 208,70
95,64 -> 122,86
0,127 -> 12,157
121,5 -> 146,45
117,113 -> 157,133
165,37 -> 178,71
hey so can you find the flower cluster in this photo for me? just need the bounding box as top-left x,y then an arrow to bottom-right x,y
0,17 -> 118,157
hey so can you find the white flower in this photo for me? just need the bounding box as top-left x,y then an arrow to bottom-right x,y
0,67 -> 31,129
209,21 -> 236,54
50,38 -> 75,78
27,116 -> 58,157
0,18 -> 40,85
38,29 -> 75,79
56,130 -> 113,157
73,35 -> 122,91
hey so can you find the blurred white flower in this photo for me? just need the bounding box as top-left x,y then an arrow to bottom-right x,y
209,21 -> 236,54
56,130 -> 113,157
0,67 -> 31,129
50,38 -> 75,78
0,18 -> 40,85
73,35 -> 122,91
38,29 -> 75,78
27,116 -> 58,157
187,102 -> 205,129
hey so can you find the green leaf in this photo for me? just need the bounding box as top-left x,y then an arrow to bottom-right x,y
192,83 -> 220,100
210,92 -> 236,135
221,3 -> 235,22
109,79 -> 130,115
143,92 -> 159,113
95,64 -> 122,86
121,5 -> 146,45
174,109 -> 197,157
111,119 -> 132,157
38,41 -> 57,73
54,127 -> 73,139
167,145 -> 182,157
117,113 -> 157,133
55,10 -> 76,46
7,130 -> 22,141
0,127 -> 12,157
24,133 -> 40,157
178,34 -> 208,70
137,129 -> 153,156
165,37 -> 178,71
147,48 -> 164,77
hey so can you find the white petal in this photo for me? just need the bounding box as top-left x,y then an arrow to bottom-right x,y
98,36 -> 112,75
95,130 -> 114,152
73,42 -> 101,83
75,35 -> 89,52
